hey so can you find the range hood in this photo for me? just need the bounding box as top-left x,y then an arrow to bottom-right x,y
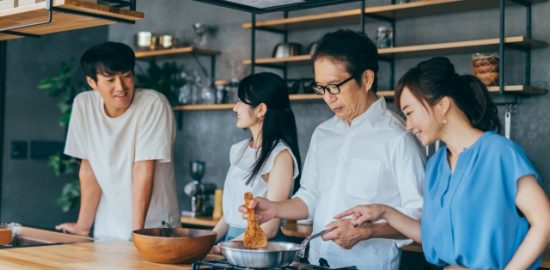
193,0 -> 359,14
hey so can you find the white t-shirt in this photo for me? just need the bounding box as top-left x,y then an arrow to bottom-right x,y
64,89 -> 180,240
222,139 -> 299,228
294,97 -> 425,269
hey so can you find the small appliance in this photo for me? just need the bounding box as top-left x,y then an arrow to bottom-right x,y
182,160 -> 217,217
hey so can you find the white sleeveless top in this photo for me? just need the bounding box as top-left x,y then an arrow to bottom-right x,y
222,139 -> 299,228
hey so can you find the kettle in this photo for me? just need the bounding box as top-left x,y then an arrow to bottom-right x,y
272,43 -> 302,58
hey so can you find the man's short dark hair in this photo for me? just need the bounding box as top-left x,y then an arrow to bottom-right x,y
80,41 -> 135,81
312,29 -> 379,92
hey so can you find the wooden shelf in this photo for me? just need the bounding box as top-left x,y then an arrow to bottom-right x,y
0,0 -> 144,41
379,36 -> 547,57
243,54 -> 311,65
135,46 -> 220,59
173,93 -> 327,111
243,36 -> 547,65
173,85 -> 545,111
487,85 -> 547,95
174,103 -> 234,111
242,0 -> 546,31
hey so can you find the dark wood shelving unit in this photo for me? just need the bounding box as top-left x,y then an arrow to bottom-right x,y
0,0 -> 143,41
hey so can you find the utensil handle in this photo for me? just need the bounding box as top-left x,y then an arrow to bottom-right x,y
298,228 -> 334,258
505,108 -> 511,139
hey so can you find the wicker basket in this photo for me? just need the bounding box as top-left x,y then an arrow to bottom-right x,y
472,53 -> 499,86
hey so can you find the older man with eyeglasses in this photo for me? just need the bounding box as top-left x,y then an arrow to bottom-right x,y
241,29 -> 425,269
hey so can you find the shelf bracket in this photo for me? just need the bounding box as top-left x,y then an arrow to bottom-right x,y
98,0 -> 136,10
254,27 -> 287,34
254,63 -> 286,69
508,0 -> 531,7
360,0 -> 365,33
0,0 -> 52,33
176,111 -> 183,131
492,94 -> 518,106
498,0 -> 505,95
0,31 -> 41,38
504,43 -> 529,53
191,54 -> 211,80
364,13 -> 394,23
52,6 -> 136,24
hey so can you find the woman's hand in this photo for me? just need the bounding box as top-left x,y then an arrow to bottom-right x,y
209,244 -> 222,255
334,204 -> 388,227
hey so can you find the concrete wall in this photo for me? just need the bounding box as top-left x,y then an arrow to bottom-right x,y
1,27 -> 108,227
1,0 -> 549,228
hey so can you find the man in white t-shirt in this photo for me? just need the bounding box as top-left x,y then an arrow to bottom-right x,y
55,42 -> 180,240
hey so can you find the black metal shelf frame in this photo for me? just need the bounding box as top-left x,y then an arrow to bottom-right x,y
247,0 -> 541,105
249,0 -> 367,80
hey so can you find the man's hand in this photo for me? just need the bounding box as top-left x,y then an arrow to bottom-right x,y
322,219 -> 372,249
334,204 -> 387,227
55,222 -> 90,236
238,197 -> 276,224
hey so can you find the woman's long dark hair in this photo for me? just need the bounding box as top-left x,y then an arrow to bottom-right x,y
237,72 -> 302,193
395,57 -> 501,132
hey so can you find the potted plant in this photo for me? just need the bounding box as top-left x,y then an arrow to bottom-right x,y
37,59 -> 85,212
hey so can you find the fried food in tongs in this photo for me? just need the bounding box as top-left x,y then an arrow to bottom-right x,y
243,192 -> 268,248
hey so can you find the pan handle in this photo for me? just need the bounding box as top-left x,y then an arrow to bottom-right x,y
298,228 -> 333,259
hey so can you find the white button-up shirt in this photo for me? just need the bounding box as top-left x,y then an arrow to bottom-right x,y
294,97 -> 425,270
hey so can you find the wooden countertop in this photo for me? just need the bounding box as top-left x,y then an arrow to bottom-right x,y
0,240 -> 221,270
1,236 -> 547,269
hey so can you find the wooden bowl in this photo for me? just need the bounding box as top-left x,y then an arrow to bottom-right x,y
132,228 -> 216,264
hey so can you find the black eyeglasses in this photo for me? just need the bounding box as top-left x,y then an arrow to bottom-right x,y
312,75 -> 354,95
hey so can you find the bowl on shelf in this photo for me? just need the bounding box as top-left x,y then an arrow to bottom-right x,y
132,228 -> 216,264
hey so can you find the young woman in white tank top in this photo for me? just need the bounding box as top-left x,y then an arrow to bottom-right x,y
211,72 -> 302,248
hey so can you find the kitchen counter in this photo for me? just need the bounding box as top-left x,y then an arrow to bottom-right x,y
0,240 -> 221,270
180,216 -> 550,268
0,237 -> 548,269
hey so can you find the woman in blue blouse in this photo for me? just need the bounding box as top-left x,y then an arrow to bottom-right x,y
335,57 -> 550,269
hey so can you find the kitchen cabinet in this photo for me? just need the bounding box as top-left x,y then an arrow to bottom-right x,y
243,0 -> 547,103
0,0 -> 143,41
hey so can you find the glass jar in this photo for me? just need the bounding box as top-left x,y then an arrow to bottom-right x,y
225,79 -> 239,103
200,80 -> 216,105
376,26 -> 393,48
214,80 -> 229,104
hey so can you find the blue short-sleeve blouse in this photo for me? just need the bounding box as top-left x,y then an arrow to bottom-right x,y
421,132 -> 541,269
